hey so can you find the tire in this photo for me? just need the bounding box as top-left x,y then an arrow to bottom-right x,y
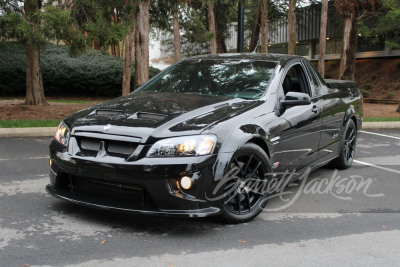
217,143 -> 272,224
330,119 -> 357,169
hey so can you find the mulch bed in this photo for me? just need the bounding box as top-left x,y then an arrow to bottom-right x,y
1,100 -> 399,120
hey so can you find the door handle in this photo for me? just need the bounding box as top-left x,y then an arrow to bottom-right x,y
311,105 -> 319,113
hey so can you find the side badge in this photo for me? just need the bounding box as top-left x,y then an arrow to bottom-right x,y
104,124 -> 112,131
272,162 -> 280,169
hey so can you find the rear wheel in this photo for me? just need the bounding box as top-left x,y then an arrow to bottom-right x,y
217,143 -> 271,223
330,119 -> 357,169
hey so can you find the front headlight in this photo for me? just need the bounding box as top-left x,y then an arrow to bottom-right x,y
147,135 -> 217,157
54,121 -> 70,146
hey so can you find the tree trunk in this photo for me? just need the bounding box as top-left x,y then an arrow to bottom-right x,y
318,0 -> 328,77
260,0 -> 268,53
249,1 -> 261,52
339,14 -> 358,80
215,17 -> 227,53
172,3 -> 182,62
116,42 -> 121,57
216,32 -> 227,53
122,26 -> 135,96
111,44 -> 116,56
24,0 -> 47,105
207,2 -> 217,54
135,0 -> 150,86
288,0 -> 296,55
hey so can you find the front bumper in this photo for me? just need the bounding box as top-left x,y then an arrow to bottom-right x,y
45,185 -> 219,217
48,140 -> 226,217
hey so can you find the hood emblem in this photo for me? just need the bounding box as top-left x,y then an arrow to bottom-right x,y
104,124 -> 112,131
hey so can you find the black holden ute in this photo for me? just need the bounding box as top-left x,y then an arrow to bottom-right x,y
47,53 -> 362,223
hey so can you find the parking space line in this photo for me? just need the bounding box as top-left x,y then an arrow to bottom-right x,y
353,159 -> 400,175
361,130 -> 400,140
0,156 -> 48,161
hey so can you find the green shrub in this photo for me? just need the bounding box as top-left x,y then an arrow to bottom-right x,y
362,81 -> 372,90
324,73 -> 332,79
328,60 -> 340,68
361,89 -> 370,98
387,92 -> 395,99
0,42 -> 160,97
371,74 -> 377,80
396,61 -> 400,69
373,60 -> 381,66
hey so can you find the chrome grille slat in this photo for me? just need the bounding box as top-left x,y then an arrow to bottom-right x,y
77,137 -> 138,158
107,141 -> 136,155
80,138 -> 101,152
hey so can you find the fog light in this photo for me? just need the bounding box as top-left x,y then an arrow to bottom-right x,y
180,176 -> 192,190
49,158 -> 52,166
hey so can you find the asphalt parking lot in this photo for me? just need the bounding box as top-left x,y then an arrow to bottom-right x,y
1,129 -> 399,266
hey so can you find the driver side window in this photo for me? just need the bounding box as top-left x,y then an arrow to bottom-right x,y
282,64 -> 312,97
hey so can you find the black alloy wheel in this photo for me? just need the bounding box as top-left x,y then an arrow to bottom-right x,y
331,119 -> 357,169
344,125 -> 356,163
218,143 -> 271,223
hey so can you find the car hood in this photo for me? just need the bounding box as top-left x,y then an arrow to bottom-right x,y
66,92 -> 260,142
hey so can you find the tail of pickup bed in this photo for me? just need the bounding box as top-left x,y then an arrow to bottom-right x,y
325,79 -> 359,91
325,79 -> 363,99
324,79 -> 363,131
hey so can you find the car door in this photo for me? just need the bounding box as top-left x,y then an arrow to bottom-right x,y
279,61 -> 322,172
303,60 -> 344,162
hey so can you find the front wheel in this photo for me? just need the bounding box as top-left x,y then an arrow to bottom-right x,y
330,119 -> 357,169
217,143 -> 271,223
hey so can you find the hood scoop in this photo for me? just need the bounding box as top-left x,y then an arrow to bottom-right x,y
128,112 -> 167,121
90,109 -> 123,116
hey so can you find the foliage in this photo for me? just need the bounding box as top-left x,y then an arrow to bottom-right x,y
0,42 -> 160,97
387,91 -> 395,99
358,0 -> 400,49
361,89 -> 370,97
0,2 -> 79,49
68,0 -> 136,54
362,81 -> 372,90
0,0 -> 136,54
244,0 -> 285,48
153,0 -> 239,56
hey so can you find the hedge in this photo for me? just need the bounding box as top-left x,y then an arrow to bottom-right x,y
0,42 -> 160,97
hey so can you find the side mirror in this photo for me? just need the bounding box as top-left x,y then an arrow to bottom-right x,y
280,92 -> 311,107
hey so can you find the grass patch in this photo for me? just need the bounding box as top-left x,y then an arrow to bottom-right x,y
0,119 -> 60,128
364,117 -> 400,122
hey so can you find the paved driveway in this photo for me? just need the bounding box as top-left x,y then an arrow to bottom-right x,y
0,130 -> 399,266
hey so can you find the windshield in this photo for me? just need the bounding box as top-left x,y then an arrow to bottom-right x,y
139,60 -> 277,99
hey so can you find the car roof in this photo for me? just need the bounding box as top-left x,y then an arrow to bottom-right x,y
186,53 -> 304,65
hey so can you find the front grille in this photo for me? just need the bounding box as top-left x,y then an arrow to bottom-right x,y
77,137 -> 138,158
57,174 -> 151,209
74,177 -> 144,202
80,138 -> 101,152
107,140 -> 136,155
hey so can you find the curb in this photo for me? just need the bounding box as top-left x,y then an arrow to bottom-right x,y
0,122 -> 399,138
0,127 -> 56,138
362,121 -> 400,129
